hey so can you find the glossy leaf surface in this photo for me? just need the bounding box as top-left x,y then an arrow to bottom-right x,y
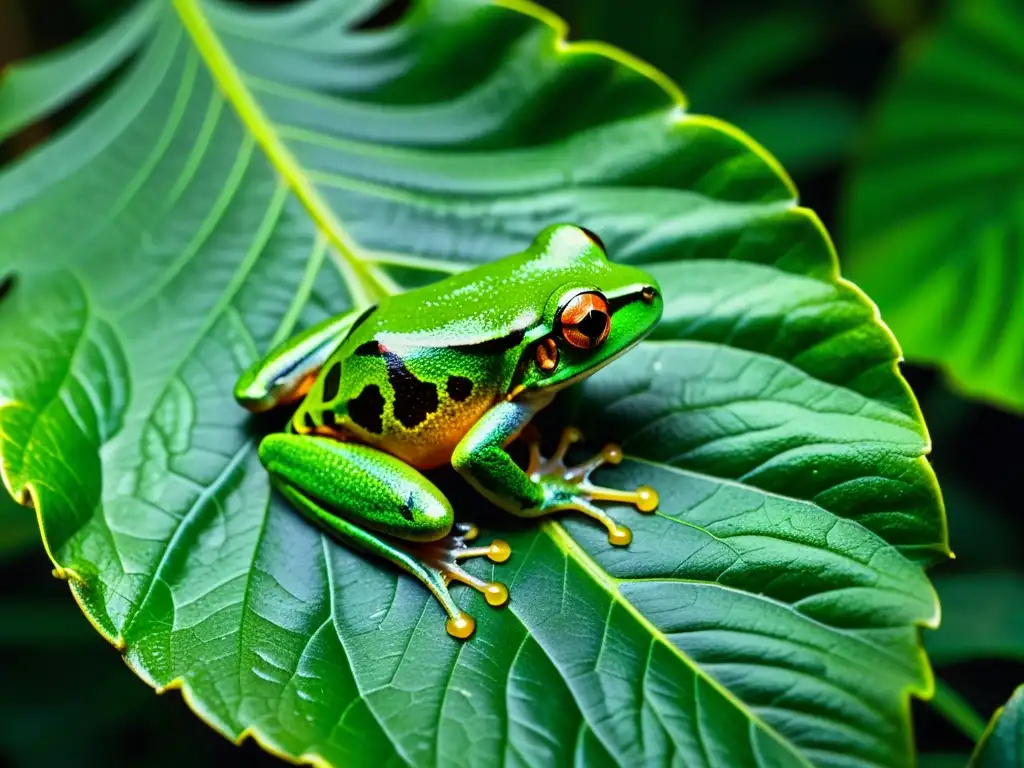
0,1 -> 946,765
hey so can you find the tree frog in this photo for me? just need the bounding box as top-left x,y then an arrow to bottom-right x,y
235,224 -> 663,638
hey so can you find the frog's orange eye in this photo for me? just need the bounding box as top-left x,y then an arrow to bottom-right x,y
558,292 -> 610,349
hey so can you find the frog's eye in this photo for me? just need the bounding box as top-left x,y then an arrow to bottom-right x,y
558,291 -> 611,349
578,227 -> 606,251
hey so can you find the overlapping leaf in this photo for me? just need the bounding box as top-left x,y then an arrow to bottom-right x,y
971,685 -> 1024,767
843,0 -> 1024,412
0,0 -> 946,765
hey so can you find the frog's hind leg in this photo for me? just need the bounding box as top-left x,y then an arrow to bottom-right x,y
413,522 -> 511,610
235,307 -> 371,413
261,434 -> 510,639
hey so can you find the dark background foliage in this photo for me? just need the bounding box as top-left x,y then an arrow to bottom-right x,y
0,0 -> 1018,765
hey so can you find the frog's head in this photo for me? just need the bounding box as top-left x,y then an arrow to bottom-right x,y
512,224 -> 663,397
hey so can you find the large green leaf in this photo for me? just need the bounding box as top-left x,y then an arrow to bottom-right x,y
971,685 -> 1024,767
0,0 -> 947,765
843,0 -> 1024,412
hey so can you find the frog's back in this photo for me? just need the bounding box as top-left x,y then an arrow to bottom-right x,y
291,304 -> 510,469
362,227 -> 616,345
289,225 -> 616,467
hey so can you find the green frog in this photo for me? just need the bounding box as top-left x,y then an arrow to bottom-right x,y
235,224 -> 662,638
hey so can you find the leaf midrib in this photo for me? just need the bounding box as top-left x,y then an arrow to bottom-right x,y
172,0 -> 391,308
542,520 -> 814,767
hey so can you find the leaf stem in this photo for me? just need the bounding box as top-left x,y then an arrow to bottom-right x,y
930,676 -> 987,743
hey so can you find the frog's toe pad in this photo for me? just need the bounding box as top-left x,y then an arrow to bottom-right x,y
486,540 -> 512,562
443,563 -> 510,608
483,582 -> 510,606
446,613 -> 476,639
411,525 -> 512,639
608,525 -> 633,546
637,486 -> 659,512
583,481 -> 660,514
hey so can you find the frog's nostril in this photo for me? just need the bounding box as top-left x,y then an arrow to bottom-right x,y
641,286 -> 657,303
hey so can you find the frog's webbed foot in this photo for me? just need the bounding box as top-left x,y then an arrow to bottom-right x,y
404,522 -> 511,639
522,426 -> 658,547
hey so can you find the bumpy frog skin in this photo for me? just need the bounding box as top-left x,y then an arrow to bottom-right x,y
235,224 -> 663,638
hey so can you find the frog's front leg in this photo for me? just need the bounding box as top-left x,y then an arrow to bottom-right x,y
235,307 -> 369,413
259,434 -> 510,639
452,399 -> 658,546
